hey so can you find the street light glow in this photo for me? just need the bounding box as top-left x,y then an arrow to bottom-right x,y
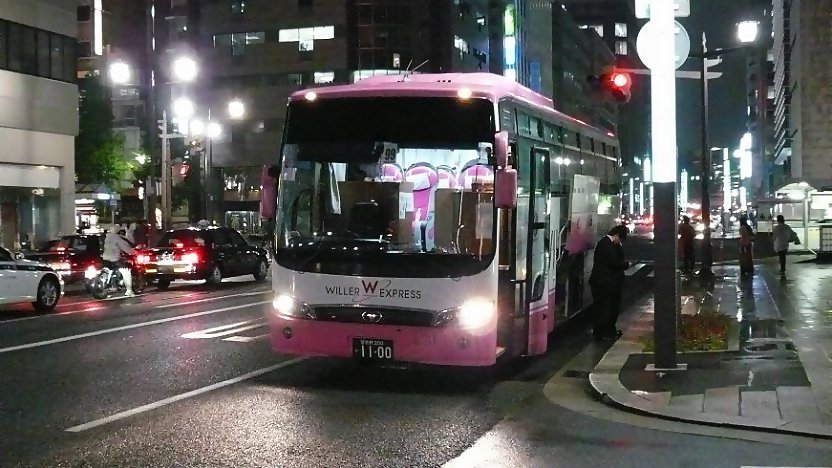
172,97 -> 195,119
737,21 -> 759,44
108,61 -> 131,84
190,119 -> 205,136
207,122 -> 223,139
172,56 -> 198,82
227,99 -> 246,119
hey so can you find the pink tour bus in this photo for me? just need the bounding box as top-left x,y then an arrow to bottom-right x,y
269,72 -> 620,367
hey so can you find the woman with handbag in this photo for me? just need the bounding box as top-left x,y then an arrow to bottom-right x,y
771,214 -> 799,274
739,215 -> 755,275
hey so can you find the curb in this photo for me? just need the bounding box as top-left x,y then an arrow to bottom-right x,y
588,338 -> 832,440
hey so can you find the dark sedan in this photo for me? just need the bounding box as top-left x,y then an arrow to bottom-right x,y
24,235 -> 105,284
142,227 -> 270,290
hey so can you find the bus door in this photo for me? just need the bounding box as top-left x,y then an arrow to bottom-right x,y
514,146 -> 551,356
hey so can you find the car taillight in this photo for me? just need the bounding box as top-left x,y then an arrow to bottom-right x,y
136,254 -> 151,264
84,265 -> 99,279
181,252 -> 200,264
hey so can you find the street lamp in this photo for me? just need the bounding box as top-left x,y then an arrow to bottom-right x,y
172,97 -> 195,120
172,56 -> 198,82
207,122 -> 223,139
692,22 -> 759,275
108,61 -> 131,85
189,119 -> 206,136
737,21 -> 760,44
227,99 -> 246,120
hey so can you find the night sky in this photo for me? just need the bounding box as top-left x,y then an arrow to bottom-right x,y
672,0 -> 756,169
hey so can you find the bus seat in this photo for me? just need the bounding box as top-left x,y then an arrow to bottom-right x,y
437,166 -> 458,189
405,164 -> 438,249
458,162 -> 494,189
380,163 -> 403,182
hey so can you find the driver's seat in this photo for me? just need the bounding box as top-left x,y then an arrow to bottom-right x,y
349,202 -> 385,238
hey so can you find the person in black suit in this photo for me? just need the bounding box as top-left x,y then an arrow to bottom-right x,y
589,225 -> 630,340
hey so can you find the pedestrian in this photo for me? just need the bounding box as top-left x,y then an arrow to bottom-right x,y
125,222 -> 136,244
739,215 -> 754,276
589,225 -> 630,341
771,214 -> 799,274
134,219 -> 148,248
678,215 -> 696,273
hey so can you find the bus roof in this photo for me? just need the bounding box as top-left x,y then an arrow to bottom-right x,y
289,73 -> 611,137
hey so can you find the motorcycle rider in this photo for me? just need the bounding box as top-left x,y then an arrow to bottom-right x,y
102,224 -> 137,296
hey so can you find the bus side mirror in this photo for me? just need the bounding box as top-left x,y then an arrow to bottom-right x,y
495,168 -> 517,209
495,131 -> 509,168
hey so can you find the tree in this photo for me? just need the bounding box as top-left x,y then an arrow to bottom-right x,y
75,76 -> 129,185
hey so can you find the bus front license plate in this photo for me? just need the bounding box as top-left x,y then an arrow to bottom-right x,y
353,338 -> 394,361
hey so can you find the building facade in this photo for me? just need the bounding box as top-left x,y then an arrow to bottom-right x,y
552,5 -> 617,133
560,0 -> 649,166
196,0 -> 497,229
77,0 -> 150,155
772,0 -> 832,189
0,0 -> 78,248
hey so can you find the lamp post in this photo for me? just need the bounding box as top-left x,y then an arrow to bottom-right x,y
691,21 -> 759,276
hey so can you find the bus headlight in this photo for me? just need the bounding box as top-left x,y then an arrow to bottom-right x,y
272,294 -> 315,319
434,298 -> 495,329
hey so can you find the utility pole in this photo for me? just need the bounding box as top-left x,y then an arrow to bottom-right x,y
159,111 -> 171,231
699,33 -> 714,275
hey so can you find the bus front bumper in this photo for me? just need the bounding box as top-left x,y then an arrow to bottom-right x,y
268,317 -> 498,367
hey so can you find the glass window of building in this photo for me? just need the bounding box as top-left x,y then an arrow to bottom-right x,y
615,22 -> 628,38
615,40 -> 628,56
313,71 -> 334,84
288,73 -> 303,85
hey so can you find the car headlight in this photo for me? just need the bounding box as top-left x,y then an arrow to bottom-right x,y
84,266 -> 99,279
272,294 -> 315,319
434,298 -> 495,329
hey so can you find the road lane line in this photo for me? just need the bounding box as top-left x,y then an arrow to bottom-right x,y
64,358 -> 306,432
223,333 -> 270,343
0,289 -> 270,325
155,290 -> 268,309
181,319 -> 265,339
0,301 -> 270,354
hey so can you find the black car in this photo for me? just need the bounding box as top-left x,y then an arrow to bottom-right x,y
142,227 -> 270,290
24,235 -> 105,284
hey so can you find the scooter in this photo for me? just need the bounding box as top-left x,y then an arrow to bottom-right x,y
89,254 -> 147,299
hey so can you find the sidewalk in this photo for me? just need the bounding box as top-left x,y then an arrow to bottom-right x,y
590,255 -> 832,438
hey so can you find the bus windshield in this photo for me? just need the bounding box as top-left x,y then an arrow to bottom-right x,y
275,96 -> 497,278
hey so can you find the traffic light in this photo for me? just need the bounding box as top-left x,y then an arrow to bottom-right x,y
586,71 -> 632,103
607,72 -> 631,103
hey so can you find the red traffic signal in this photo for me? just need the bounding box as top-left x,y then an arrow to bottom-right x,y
179,163 -> 190,177
605,72 -> 631,103
611,72 -> 630,88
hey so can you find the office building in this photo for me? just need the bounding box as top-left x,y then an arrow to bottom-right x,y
77,0 -> 150,155
772,0 -> 832,189
561,0 -> 649,165
197,0 -> 497,229
552,5 -> 617,133
0,0 -> 79,248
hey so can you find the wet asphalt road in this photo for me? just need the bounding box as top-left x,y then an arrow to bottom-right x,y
1,272 -> 831,467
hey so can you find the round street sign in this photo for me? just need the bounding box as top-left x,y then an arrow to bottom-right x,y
636,20 -> 691,70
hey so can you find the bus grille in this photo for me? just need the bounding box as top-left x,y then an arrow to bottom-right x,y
313,307 -> 435,327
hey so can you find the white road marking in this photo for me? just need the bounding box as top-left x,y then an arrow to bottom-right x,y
64,357 -> 306,432
0,301 -> 269,354
155,290 -> 268,309
181,319 -> 267,339
0,289 -> 269,325
223,333 -> 270,343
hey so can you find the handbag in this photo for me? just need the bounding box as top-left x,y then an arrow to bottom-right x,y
790,230 -> 801,244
